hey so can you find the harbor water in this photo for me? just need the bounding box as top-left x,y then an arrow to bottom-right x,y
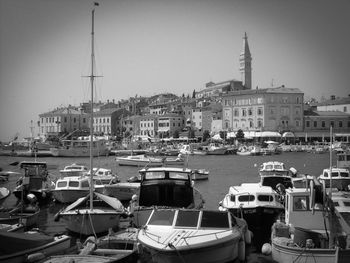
0,151 -> 334,237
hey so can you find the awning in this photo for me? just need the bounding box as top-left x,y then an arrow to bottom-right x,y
282,132 -> 294,138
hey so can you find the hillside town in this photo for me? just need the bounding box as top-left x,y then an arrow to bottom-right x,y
35,33 -> 350,146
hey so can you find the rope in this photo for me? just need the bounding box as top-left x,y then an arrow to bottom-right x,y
88,211 -> 97,239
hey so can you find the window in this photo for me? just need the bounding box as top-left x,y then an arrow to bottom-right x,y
293,196 -> 309,211
306,121 -> 310,128
339,121 -> 343,128
234,109 -> 239,117
238,195 -> 255,202
330,121 -> 334,127
322,121 -> 325,128
257,108 -> 263,115
258,195 -> 273,202
242,109 -> 247,117
296,120 -> 300,127
313,121 -> 317,128
344,106 -> 347,113
248,108 -> 253,116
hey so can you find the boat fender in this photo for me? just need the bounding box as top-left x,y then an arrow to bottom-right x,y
309,179 -> 315,214
261,243 -> 272,255
27,252 -> 46,262
244,230 -> 252,245
238,239 -> 245,261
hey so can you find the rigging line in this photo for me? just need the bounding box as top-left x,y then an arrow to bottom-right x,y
88,210 -> 98,239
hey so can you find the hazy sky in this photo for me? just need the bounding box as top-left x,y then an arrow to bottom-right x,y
1,0 -> 349,142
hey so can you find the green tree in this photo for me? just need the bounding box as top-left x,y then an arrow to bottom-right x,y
202,130 -> 210,142
235,129 -> 245,142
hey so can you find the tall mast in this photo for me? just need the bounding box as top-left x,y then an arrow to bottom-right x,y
89,4 -> 97,211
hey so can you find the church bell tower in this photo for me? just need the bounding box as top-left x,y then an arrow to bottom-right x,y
239,32 -> 252,89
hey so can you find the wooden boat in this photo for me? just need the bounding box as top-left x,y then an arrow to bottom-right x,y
129,167 -> 205,227
56,192 -> 126,236
138,208 -> 249,263
219,182 -> 284,249
42,227 -> 139,263
116,154 -> 184,167
191,169 -> 209,180
236,146 -> 251,156
202,143 -> 227,155
54,6 -> 127,237
12,161 -> 54,204
50,137 -> 109,157
0,203 -> 40,228
0,230 -> 71,263
271,186 -> 350,263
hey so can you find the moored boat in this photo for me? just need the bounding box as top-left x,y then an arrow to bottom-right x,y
128,166 -> 205,227
59,163 -> 88,177
138,208 -> 249,263
191,168 -> 209,180
116,154 -> 184,167
219,182 -> 284,249
0,230 -> 71,263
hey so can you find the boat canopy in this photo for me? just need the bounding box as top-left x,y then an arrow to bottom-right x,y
63,192 -> 124,212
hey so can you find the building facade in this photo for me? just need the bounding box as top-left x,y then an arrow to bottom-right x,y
222,86 -> 304,133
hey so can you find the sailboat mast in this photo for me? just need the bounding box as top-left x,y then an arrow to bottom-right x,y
89,6 -> 96,211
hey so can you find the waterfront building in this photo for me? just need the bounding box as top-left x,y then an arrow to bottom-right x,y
157,113 -> 185,138
140,115 -> 158,137
300,110 -> 350,142
222,86 -> 304,134
122,115 -> 141,137
93,108 -> 129,136
39,106 -> 89,137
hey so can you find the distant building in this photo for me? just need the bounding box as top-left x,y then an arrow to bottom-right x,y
39,107 -> 88,137
93,108 -> 129,136
222,86 -> 304,133
314,95 -> 350,113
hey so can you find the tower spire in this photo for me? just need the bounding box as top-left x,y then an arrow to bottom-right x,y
239,32 -> 252,89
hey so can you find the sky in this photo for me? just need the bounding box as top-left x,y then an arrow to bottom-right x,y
1,0 -> 350,142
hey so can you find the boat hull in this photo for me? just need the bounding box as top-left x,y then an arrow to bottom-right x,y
0,234 -> 71,263
272,238 -> 350,263
139,230 -> 240,263
50,147 -> 109,157
52,189 -> 90,203
229,206 -> 283,249
60,210 -> 121,236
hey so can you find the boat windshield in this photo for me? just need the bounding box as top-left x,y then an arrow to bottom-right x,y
143,171 -> 165,179
148,210 -> 176,226
200,211 -> 229,228
168,172 -> 189,180
175,210 -> 200,227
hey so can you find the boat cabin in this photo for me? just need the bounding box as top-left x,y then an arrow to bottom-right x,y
284,188 -> 327,232
259,161 -> 291,176
138,167 -> 194,208
318,168 -> 350,191
337,151 -> 350,169
55,176 -> 90,191
259,161 -> 294,191
19,161 -> 48,190
59,164 -> 88,177
222,183 -> 283,209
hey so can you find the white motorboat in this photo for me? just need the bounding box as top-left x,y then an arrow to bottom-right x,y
50,137 -> 109,157
259,161 -> 295,191
116,154 -> 184,167
128,167 -> 205,227
52,176 -> 90,203
202,143 -> 227,155
138,208 -> 249,263
219,182 -> 284,249
318,167 -> 350,191
59,163 -> 88,177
